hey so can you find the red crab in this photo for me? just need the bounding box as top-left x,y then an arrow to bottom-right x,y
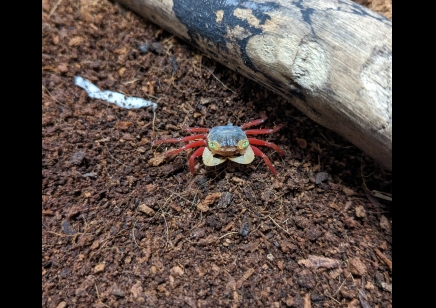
153,112 -> 286,175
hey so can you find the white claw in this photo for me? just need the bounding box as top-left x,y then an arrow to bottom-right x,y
202,147 -> 227,166
228,146 -> 255,164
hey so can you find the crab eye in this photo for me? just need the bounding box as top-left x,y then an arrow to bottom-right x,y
208,141 -> 216,150
241,140 -> 250,149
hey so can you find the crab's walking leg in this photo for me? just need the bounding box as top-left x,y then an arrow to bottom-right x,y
189,147 -> 205,173
250,145 -> 278,175
240,111 -> 267,129
182,125 -> 211,133
244,123 -> 285,135
247,138 -> 286,156
153,134 -> 207,145
165,140 -> 207,156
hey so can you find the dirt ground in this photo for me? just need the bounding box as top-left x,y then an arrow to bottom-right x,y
42,0 -> 392,307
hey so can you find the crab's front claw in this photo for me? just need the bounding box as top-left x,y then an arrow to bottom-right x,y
228,146 -> 255,165
202,148 -> 227,166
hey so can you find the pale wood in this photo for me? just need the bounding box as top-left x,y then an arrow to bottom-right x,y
117,0 -> 392,170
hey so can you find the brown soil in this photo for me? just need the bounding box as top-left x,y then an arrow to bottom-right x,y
42,1 -> 392,307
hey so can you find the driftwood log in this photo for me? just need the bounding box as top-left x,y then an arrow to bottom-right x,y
116,0 -> 392,170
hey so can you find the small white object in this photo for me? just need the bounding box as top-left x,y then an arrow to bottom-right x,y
74,76 -> 157,110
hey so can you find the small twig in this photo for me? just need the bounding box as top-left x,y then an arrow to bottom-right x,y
318,131 -> 354,149
97,231 -> 124,253
161,35 -> 176,45
161,213 -> 171,247
216,247 -> 231,276
267,215 -> 290,235
44,230 -> 89,237
123,78 -> 140,85
153,195 -> 174,248
329,193 -> 339,208
104,143 -> 126,166
42,85 -> 60,103
94,284 -> 111,308
173,175 -> 181,185
203,67 -> 236,94
48,0 -> 64,17
42,85 -> 69,108
161,187 -> 196,205
152,108 -> 157,137
371,190 -> 392,201
333,273 -> 352,296
374,248 -> 392,271
361,155 -> 392,201
219,232 -> 239,239
131,219 -> 141,249
324,293 -> 341,305
366,210 -> 390,214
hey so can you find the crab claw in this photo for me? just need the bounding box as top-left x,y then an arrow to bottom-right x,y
228,146 -> 255,164
202,147 -> 227,166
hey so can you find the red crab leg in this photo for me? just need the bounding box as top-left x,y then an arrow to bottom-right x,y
182,125 -> 211,133
248,138 -> 286,156
189,147 -> 205,173
153,134 -> 207,145
250,145 -> 278,175
244,123 -> 285,135
165,140 -> 207,156
240,111 -> 267,129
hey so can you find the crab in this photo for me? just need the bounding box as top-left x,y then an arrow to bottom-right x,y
153,112 -> 286,175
